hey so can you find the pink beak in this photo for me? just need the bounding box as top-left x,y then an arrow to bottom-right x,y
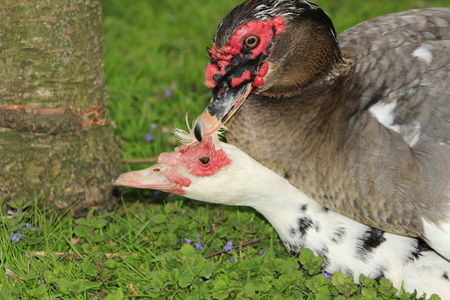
112,163 -> 185,195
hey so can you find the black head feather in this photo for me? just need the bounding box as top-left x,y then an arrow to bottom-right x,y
214,0 -> 337,49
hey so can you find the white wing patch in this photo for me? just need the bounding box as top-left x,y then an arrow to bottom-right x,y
369,100 -> 423,147
412,45 -> 434,65
369,99 -> 401,133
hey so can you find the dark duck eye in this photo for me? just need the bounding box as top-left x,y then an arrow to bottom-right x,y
199,155 -> 210,165
243,35 -> 260,50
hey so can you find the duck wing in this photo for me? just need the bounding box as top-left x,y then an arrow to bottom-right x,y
339,8 -> 450,259
339,8 -> 450,147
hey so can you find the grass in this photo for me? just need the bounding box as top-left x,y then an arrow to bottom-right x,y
0,197 -> 433,299
1,0 -> 449,299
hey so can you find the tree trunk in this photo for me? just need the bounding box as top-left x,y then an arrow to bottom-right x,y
0,0 -> 121,216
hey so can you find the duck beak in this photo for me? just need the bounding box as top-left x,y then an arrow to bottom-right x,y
194,81 -> 253,141
111,164 -> 185,195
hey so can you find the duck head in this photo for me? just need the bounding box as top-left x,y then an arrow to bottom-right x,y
112,136 -> 231,199
194,0 -> 343,141
112,133 -> 266,205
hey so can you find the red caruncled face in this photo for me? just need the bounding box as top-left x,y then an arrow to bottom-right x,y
157,138 -> 231,192
205,16 -> 285,92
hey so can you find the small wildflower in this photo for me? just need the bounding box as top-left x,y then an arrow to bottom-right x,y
224,241 -> 233,252
153,190 -> 161,196
7,209 -> 20,215
194,243 -> 203,250
145,132 -> 154,142
165,88 -> 173,98
197,233 -> 202,241
184,238 -> 192,244
151,123 -> 157,129
257,249 -> 265,256
274,271 -> 277,275
228,256 -> 235,263
11,232 -> 22,245
199,278 -> 204,282
322,270 -> 332,280
25,223 -> 35,231
206,228 -> 210,233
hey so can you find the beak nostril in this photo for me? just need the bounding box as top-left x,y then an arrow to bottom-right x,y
111,175 -> 120,183
152,168 -> 161,172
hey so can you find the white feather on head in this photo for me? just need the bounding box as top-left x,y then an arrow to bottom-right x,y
172,114 -> 227,149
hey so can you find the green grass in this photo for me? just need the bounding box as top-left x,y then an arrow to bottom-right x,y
0,197 -> 434,299
1,0 -> 449,299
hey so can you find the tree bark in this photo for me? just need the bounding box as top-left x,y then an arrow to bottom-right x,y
0,0 -> 121,216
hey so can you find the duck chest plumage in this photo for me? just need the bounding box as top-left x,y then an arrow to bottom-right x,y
194,1 -> 450,260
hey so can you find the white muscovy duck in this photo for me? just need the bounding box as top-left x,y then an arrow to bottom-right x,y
112,130 -> 450,299
193,1 -> 450,260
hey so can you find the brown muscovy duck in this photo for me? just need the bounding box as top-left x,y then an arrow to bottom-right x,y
112,130 -> 450,299
193,1 -> 450,259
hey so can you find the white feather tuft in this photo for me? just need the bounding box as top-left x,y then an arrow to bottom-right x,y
172,114 -> 228,149
172,114 -> 198,146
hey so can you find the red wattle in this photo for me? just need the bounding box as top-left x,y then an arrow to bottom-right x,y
231,70 -> 251,88
259,62 -> 269,77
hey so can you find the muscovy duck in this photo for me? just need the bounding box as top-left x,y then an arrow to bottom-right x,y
112,130 -> 450,299
193,0 -> 450,259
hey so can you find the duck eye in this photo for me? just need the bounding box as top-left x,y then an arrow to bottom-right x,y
199,155 -> 210,165
243,35 -> 260,50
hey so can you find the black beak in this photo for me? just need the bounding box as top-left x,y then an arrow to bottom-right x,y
194,80 -> 252,141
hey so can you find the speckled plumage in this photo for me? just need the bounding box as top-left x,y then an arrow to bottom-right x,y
203,2 -> 450,258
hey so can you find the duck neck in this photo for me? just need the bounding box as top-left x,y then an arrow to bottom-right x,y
243,166 -> 319,251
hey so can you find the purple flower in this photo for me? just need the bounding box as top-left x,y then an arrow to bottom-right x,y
184,238 -> 192,244
257,249 -> 265,256
153,190 -> 161,196
322,270 -> 332,280
25,223 -> 35,231
197,233 -> 202,241
274,271 -> 277,275
11,232 -> 22,245
165,89 -> 173,98
206,228 -> 210,233
194,243 -> 203,250
7,209 -> 20,215
151,123 -> 157,129
145,132 -> 154,142
228,256 -> 235,263
199,278 -> 204,282
224,241 -> 233,252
